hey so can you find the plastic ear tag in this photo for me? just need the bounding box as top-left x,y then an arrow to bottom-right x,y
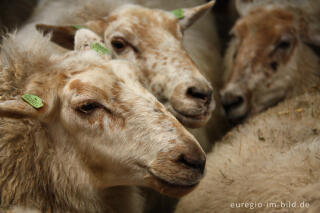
91,42 -> 111,55
172,8 -> 184,19
72,25 -> 85,30
21,94 -> 44,109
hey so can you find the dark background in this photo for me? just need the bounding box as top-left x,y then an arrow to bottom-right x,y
0,0 -> 39,42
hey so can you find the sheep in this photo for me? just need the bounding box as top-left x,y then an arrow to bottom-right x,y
220,0 -> 320,124
0,29 -> 206,213
14,0 -> 230,152
11,2 -> 228,212
175,87 -> 320,213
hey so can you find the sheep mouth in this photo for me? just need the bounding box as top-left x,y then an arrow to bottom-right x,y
145,171 -> 199,197
170,107 -> 211,128
176,109 -> 210,120
149,170 -> 199,187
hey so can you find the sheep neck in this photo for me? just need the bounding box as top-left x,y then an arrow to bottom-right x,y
0,118 -> 142,213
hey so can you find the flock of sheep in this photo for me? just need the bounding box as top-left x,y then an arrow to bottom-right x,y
0,0 -> 319,212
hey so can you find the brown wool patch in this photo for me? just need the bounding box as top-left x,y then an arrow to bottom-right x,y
141,69 -> 152,83
110,81 -> 122,103
69,79 -> 109,101
98,112 -> 105,130
70,70 -> 86,76
105,15 -> 118,25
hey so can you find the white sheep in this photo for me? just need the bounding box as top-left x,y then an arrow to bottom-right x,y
0,29 -> 206,213
15,0 -> 229,152
175,87 -> 320,213
220,0 -> 320,123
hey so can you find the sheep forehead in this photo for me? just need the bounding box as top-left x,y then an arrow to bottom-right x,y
73,68 -> 115,87
236,8 -> 296,40
232,8 -> 297,74
64,61 -> 148,103
115,5 -> 177,25
107,6 -> 182,42
63,69 -> 113,98
58,51 -> 138,81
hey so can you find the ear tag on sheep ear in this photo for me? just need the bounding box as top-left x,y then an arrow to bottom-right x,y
72,24 -> 86,30
91,42 -> 111,55
21,94 -> 44,109
172,8 -> 184,19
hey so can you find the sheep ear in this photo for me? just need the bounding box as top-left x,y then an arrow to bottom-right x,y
36,19 -> 107,50
74,29 -> 104,51
177,1 -> 216,30
36,24 -> 77,50
235,0 -> 254,17
0,99 -> 41,118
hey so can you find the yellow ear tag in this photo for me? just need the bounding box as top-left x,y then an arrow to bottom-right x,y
172,8 -> 184,19
21,94 -> 44,109
91,42 -> 111,55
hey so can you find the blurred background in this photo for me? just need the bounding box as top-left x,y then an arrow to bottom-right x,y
0,0 -> 39,42
0,0 -> 238,49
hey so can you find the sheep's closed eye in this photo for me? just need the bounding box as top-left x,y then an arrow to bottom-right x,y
77,102 -> 101,114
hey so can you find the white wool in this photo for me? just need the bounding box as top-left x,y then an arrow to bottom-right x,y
175,89 -> 320,213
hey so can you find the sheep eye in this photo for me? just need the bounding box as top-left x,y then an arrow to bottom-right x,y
277,40 -> 291,50
77,103 -> 100,114
111,37 -> 128,53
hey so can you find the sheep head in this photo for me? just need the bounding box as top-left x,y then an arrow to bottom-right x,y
220,2 -> 320,124
0,29 -> 206,198
35,1 -> 216,129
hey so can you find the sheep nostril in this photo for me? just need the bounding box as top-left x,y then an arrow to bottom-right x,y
178,154 -> 206,174
186,87 -> 212,104
221,93 -> 244,113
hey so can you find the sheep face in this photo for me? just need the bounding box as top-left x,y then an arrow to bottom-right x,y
221,8 -> 300,123
59,61 -> 206,197
36,1 -> 216,129
102,4 -> 216,129
0,30 -> 206,198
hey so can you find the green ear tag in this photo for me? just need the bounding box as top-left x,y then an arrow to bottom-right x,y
72,24 -> 85,30
172,8 -> 184,19
91,42 -> 111,55
21,94 -> 44,109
